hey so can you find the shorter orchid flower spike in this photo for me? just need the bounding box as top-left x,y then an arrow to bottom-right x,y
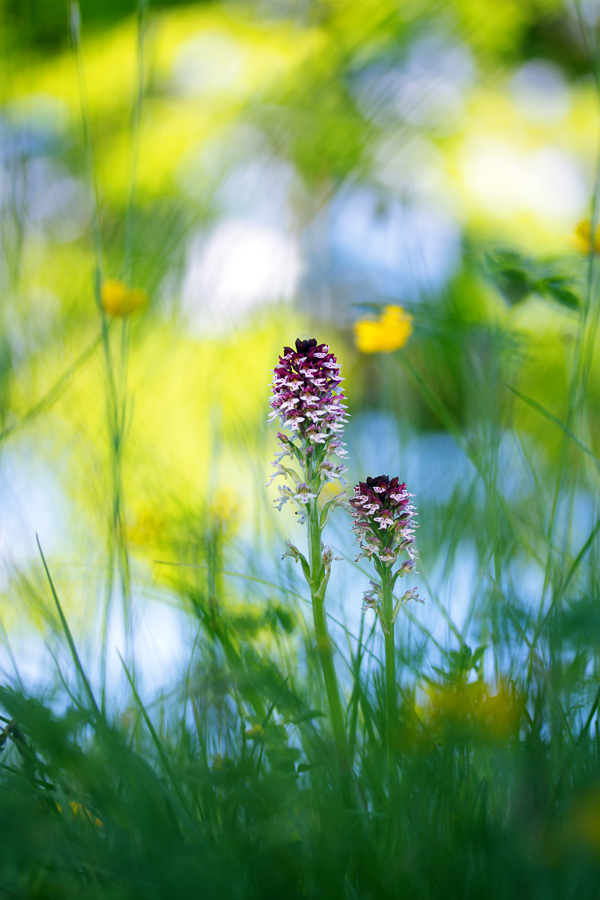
349,475 -> 417,569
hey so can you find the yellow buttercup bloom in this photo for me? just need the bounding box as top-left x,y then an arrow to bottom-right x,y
101,279 -> 148,317
354,305 -> 413,353
245,724 -> 265,741
573,220 -> 600,254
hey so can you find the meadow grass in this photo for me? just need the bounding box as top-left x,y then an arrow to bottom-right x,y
2,281 -> 600,896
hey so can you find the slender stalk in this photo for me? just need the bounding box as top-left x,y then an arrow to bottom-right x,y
307,496 -> 352,806
70,1 -> 135,702
381,571 -> 399,806
348,475 -> 419,808
269,338 -> 352,803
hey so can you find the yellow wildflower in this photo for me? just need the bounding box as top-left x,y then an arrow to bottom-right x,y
56,800 -> 103,828
245,724 -> 266,741
573,220 -> 600,254
424,681 -> 518,740
101,279 -> 148,317
353,305 -> 413,353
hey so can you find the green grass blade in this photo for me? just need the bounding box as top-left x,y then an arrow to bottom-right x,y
117,649 -> 195,822
36,535 -> 100,718
507,384 -> 600,474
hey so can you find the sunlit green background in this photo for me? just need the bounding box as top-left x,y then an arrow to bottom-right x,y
5,0 -> 600,893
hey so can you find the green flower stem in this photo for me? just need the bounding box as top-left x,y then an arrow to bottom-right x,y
382,570 -> 399,806
307,490 -> 353,808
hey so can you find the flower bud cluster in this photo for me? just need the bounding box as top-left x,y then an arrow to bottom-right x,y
362,581 -> 421,632
268,338 -> 348,522
349,475 -> 417,569
268,338 -> 348,442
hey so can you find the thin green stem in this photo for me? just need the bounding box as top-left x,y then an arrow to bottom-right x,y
70,2 -> 133,700
307,491 -> 352,807
382,572 -> 399,808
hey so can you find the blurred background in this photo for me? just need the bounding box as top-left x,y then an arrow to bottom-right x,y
1,0 -> 600,706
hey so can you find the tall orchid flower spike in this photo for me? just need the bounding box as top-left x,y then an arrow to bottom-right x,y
268,337 -> 352,806
348,474 -> 422,805
268,337 -> 348,526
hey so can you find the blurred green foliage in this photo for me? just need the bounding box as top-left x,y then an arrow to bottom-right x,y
2,0 -> 600,895
1,0 -> 195,51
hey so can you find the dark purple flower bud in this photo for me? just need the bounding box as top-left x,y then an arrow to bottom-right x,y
295,337 -> 318,354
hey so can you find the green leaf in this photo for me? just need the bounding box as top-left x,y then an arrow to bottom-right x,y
290,709 -> 326,725
537,277 -> 580,310
472,646 -> 487,666
485,249 -> 581,310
